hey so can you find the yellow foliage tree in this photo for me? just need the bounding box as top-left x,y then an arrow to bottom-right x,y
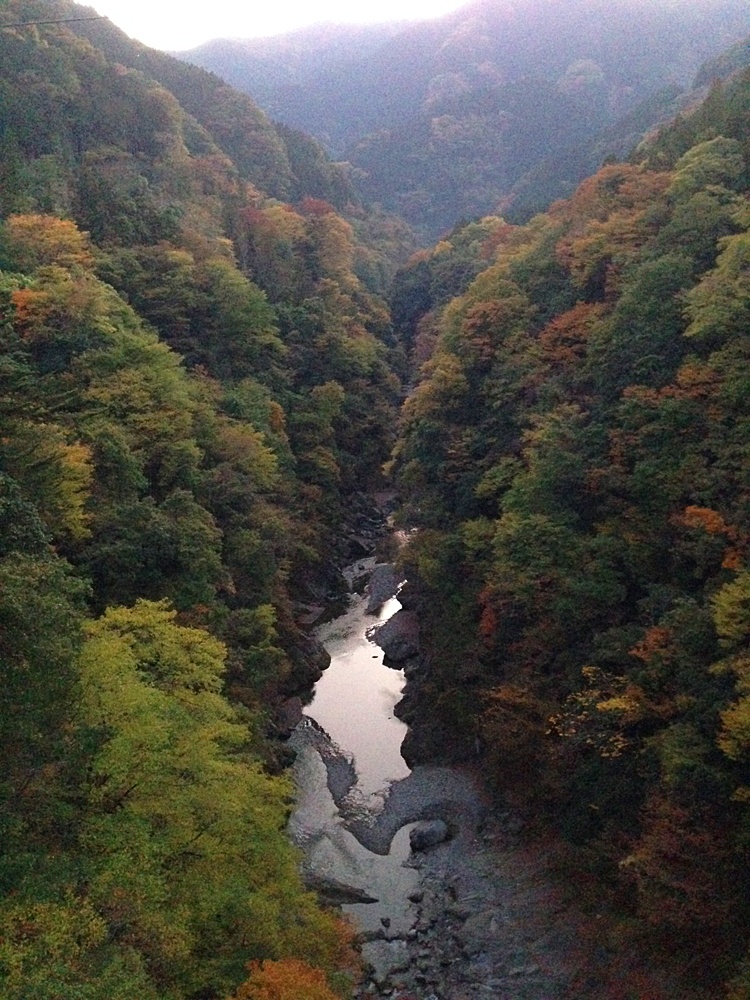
3,214 -> 95,271
0,422 -> 93,541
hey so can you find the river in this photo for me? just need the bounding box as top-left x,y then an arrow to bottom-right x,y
287,558 -> 488,994
306,589 -> 410,799
289,559 -> 423,944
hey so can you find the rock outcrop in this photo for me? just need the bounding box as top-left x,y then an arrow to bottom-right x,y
366,562 -> 404,613
367,608 -> 419,663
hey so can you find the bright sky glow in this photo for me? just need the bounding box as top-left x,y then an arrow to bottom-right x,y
82,0 -> 469,51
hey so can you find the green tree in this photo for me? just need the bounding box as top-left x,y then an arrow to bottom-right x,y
77,600 -> 355,995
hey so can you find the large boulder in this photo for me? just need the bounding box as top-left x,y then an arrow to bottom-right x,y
456,909 -> 502,956
274,696 -> 303,737
409,819 -> 450,851
369,609 -> 419,662
366,563 -> 403,613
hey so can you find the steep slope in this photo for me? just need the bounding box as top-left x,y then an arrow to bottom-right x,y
6,0 -> 360,208
180,0 -> 750,238
390,65 -> 750,997
695,34 -> 750,86
0,7 -> 407,997
0,0 -> 406,704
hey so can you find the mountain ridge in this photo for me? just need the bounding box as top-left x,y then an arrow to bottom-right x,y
179,0 -> 750,238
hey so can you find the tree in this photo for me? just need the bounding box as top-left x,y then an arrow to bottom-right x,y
231,958 -> 342,1000
76,600 -> 355,995
0,213 -> 94,272
668,137 -> 745,201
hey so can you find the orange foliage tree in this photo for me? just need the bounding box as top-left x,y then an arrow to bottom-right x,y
230,958 -> 343,1000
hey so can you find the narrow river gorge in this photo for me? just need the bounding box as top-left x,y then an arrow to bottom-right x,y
286,556 -> 612,1000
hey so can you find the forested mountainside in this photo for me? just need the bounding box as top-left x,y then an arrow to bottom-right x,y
181,0 -> 750,239
0,4 -> 410,996
11,0 -> 352,208
391,68 -> 750,996
6,0 -> 750,997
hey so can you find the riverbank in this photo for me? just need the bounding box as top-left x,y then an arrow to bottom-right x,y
290,680 -> 590,999
286,557 -> 583,998
345,577 -> 585,999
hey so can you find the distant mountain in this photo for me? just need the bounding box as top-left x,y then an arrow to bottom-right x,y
694,34 -> 750,86
178,23 -> 413,153
180,0 -> 750,238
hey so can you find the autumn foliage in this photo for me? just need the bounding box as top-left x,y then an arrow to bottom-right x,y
0,7 -> 405,999
392,67 -> 750,997
231,959 -> 341,1000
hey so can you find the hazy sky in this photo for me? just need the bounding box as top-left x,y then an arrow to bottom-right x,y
83,0 -> 468,51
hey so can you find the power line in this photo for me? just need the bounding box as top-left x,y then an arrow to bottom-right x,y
1,15 -> 106,28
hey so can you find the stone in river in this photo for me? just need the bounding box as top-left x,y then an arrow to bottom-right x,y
369,609 -> 419,662
360,939 -> 410,986
303,871 -> 379,905
409,819 -> 450,851
366,563 -> 404,613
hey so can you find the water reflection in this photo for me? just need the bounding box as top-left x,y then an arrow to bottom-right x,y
306,595 -> 410,798
342,822 -> 419,936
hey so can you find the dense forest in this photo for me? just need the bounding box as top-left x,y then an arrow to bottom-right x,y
391,66 -> 750,996
0,2 -> 410,996
182,0 -> 750,238
5,0 -> 750,997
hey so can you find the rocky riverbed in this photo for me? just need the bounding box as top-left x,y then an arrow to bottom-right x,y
290,714 -> 591,999
287,562 -> 581,1000
289,560 -> 690,1000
